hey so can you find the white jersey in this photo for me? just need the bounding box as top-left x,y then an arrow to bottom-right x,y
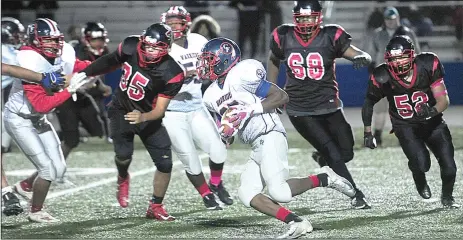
167,33 -> 208,112
1,44 -> 19,89
203,59 -> 286,144
5,42 -> 76,118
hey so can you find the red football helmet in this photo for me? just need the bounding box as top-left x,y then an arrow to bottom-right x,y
160,6 -> 192,39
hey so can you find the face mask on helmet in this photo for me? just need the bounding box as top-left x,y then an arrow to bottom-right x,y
35,35 -> 64,58
385,48 -> 415,80
165,16 -> 188,39
293,11 -> 322,35
85,31 -> 108,56
197,52 -> 220,81
137,36 -> 169,66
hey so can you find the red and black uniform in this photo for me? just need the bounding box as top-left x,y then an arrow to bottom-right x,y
55,43 -> 110,150
362,53 -> 456,197
270,23 -> 361,193
82,36 -> 184,169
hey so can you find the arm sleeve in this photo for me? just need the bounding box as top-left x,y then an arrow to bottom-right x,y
270,28 -> 285,60
73,58 -> 92,73
82,38 -> 133,76
22,83 -> 71,113
333,26 -> 353,57
361,74 -> 385,126
430,55 -> 445,84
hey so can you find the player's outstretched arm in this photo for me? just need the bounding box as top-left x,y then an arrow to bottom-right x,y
82,51 -> 124,77
1,62 -> 71,89
342,45 -> 372,70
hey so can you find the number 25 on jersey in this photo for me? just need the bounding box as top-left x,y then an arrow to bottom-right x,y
120,62 -> 150,101
287,52 -> 325,80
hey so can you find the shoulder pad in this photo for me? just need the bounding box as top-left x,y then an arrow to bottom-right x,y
275,24 -> 294,35
322,24 -> 347,32
372,63 -> 390,84
415,52 -> 438,61
120,36 -> 139,55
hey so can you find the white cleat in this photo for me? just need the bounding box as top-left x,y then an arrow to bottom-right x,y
28,210 -> 60,223
319,166 -> 356,198
14,181 -> 33,200
277,219 -> 313,239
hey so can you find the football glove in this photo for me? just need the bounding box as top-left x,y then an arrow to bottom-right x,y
352,54 -> 371,70
41,71 -> 65,90
364,131 -> 377,149
415,102 -> 438,119
66,72 -> 89,101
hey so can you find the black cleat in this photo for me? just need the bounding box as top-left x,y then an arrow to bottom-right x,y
417,184 -> 432,199
203,193 -> 222,210
2,192 -> 24,216
374,130 -> 382,147
311,151 -> 327,167
210,181 -> 234,205
351,190 -> 371,209
442,196 -> 460,209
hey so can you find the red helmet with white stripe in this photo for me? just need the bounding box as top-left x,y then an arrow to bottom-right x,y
160,6 -> 191,39
27,18 -> 64,58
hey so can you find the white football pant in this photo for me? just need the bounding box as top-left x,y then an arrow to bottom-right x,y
163,107 -> 227,175
238,131 -> 292,207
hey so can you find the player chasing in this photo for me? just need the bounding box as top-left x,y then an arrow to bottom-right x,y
160,6 -> 232,210
362,35 -> 459,208
81,23 -> 185,220
200,37 -> 356,238
4,18 -> 91,222
266,0 -> 372,209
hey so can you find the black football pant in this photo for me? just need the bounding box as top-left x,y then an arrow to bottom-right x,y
393,118 -> 456,197
289,110 -> 359,191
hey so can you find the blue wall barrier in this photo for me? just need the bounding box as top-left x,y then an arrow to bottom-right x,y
103,62 -> 462,107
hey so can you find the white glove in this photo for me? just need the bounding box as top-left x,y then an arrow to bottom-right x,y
66,72 -> 88,101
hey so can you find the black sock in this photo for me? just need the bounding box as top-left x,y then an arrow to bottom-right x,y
317,173 -> 329,187
209,159 -> 224,171
151,195 -> 164,204
115,157 -> 131,178
284,212 -> 303,224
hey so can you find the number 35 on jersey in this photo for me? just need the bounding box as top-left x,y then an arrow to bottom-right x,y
287,52 -> 325,80
120,62 -> 150,101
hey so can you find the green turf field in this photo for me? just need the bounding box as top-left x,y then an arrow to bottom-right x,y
1,127 -> 462,239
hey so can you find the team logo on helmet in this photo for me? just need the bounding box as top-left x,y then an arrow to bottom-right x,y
145,35 -> 158,43
390,49 -> 403,56
220,42 -> 233,55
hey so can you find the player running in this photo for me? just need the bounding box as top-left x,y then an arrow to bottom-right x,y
160,6 -> 232,210
266,0 -> 372,209
201,37 -> 356,238
362,35 -> 459,208
81,23 -> 185,221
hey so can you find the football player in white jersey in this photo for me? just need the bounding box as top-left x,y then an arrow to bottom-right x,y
160,6 -> 232,209
1,62 -> 69,216
4,18 -> 91,223
200,38 -> 356,238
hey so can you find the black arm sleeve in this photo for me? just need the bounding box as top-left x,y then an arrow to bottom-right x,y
361,73 -> 385,126
82,50 -> 124,77
362,96 -> 376,126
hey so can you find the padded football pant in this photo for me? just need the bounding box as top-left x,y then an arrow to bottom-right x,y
238,131 -> 291,207
108,109 -> 172,173
55,97 -> 105,149
289,110 -> 359,190
163,107 -> 227,175
393,118 -> 456,197
3,110 -> 66,181
1,86 -> 12,151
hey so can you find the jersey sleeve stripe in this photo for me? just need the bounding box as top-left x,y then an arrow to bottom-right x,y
158,94 -> 174,99
433,90 -> 448,98
272,29 -> 281,48
167,72 -> 184,84
117,43 -> 123,56
432,56 -> 439,75
334,28 -> 344,42
431,78 -> 444,89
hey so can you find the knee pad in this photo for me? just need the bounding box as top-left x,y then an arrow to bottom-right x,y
267,179 -> 292,203
238,184 -> 262,208
208,141 -> 227,165
153,149 -> 173,173
63,131 -> 80,149
178,153 -> 202,175
115,156 -> 132,167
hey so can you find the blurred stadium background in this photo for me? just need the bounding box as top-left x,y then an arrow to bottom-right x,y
1,1 -> 462,238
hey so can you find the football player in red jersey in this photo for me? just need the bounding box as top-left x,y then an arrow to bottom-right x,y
267,0 -> 372,209
362,35 -> 459,208
81,23 -> 185,220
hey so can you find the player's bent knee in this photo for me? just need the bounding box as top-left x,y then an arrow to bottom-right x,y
342,151 -> 354,163
441,164 -> 457,178
238,185 -> 262,208
209,144 -> 227,164
268,181 -> 292,203
177,154 -> 202,175
153,149 -> 173,173
53,161 -> 67,180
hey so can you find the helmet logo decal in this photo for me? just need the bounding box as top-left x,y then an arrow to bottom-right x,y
220,42 -> 233,55
390,49 -> 403,56
165,29 -> 172,39
145,35 -> 158,43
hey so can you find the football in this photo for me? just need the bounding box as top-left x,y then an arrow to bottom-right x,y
220,108 -> 239,137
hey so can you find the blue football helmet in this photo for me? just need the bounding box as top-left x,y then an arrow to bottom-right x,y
197,37 -> 241,82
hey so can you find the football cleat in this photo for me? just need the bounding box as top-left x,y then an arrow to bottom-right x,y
2,192 -> 24,216
416,184 -> 432,199
28,210 -> 60,223
14,181 -> 33,200
117,174 -> 130,208
146,203 -> 175,221
209,181 -> 234,205
277,219 -> 313,239
319,166 -> 356,198
442,196 -> 460,209
202,193 -> 222,210
351,190 -> 372,209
